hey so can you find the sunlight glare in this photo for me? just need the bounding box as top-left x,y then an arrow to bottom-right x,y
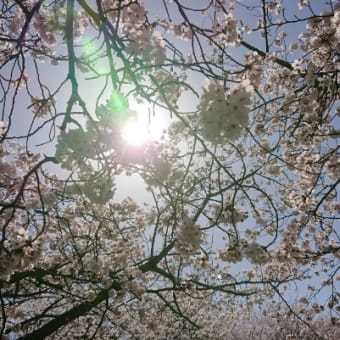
121,102 -> 168,146
122,120 -> 149,146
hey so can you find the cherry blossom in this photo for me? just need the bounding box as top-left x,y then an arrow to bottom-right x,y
175,216 -> 202,255
198,81 -> 252,143
0,0 -> 339,338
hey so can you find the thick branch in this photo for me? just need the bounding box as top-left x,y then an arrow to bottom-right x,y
18,242 -> 175,338
19,289 -> 109,340
240,40 -> 293,70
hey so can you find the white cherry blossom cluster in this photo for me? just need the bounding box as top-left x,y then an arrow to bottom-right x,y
81,176 -> 115,205
223,13 -> 239,46
55,129 -> 96,170
102,0 -> 119,22
243,243 -> 269,265
24,189 -> 57,210
33,11 -> 57,47
0,121 -> 7,137
0,240 -> 42,281
6,6 -> 25,37
169,23 -> 193,40
127,29 -> 166,65
218,245 -> 243,263
325,155 -> 340,181
121,2 -> 146,27
244,52 -> 264,89
331,6 -> 340,42
221,205 -> 248,225
286,190 -> 317,214
0,212 -> 45,281
147,157 -> 171,185
120,2 -> 166,63
299,4 -> 340,68
175,217 -> 202,255
30,96 -> 55,118
145,32 -> 166,65
214,201 -> 248,225
219,242 -> 269,265
65,166 -> 116,204
153,70 -> 186,108
198,80 -> 252,143
211,5 -> 239,46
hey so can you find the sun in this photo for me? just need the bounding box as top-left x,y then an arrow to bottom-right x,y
121,103 -> 167,146
122,120 -> 149,146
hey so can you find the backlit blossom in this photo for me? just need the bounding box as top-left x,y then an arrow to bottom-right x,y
0,1 -> 339,338
243,243 -> 269,265
198,81 -> 252,143
30,96 -> 55,118
175,217 -> 202,255
0,121 -> 7,137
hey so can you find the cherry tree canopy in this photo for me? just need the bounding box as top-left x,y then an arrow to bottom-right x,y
0,0 -> 339,339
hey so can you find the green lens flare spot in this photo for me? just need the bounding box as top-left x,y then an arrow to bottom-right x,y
82,37 -> 97,57
109,92 -> 128,112
95,92 -> 134,126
